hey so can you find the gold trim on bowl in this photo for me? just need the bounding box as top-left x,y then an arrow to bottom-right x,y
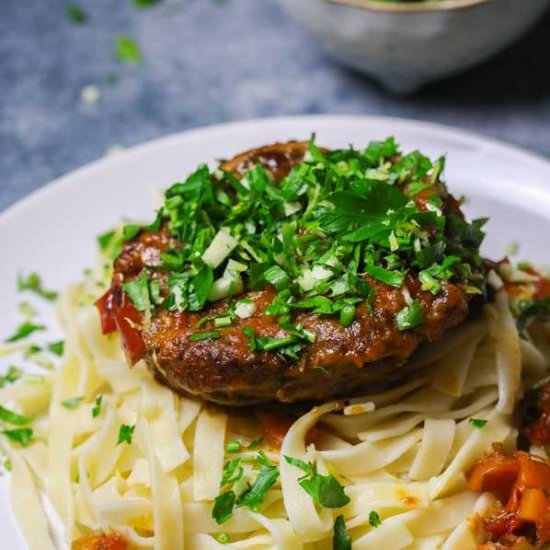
327,0 -> 492,13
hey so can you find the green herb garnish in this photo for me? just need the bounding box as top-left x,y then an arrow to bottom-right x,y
65,3 -> 87,24
117,424 -> 135,445
395,299 -> 424,331
48,340 -> 65,356
469,418 -> 488,429
284,456 -> 350,508
369,510 -> 381,528
0,366 -> 22,387
114,35 -> 142,64
2,428 -> 33,447
61,396 -> 84,410
17,272 -> 58,301
5,322 -> 45,343
333,515 -> 352,550
189,331 -> 221,342
92,395 -> 103,418
0,406 -> 31,426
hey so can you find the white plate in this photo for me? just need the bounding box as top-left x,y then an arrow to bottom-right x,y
2,115 -> 550,548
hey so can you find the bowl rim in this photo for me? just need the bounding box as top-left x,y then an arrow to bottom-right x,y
327,0 -> 492,13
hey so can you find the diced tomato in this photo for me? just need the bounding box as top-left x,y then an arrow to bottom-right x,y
260,414 -> 320,449
516,452 -> 550,492
95,285 -> 146,365
518,488 -> 547,523
71,532 -> 127,550
483,511 -> 525,539
114,300 -> 146,365
95,288 -> 117,335
467,450 -> 520,503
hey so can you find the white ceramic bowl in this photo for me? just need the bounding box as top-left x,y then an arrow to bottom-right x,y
279,0 -> 550,93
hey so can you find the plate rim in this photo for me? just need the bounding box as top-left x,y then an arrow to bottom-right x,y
3,114 -> 550,230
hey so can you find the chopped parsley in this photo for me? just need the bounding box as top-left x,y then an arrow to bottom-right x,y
92,395 -> 103,418
469,418 -> 488,429
17,272 -> 58,301
212,451 -> 279,524
369,510 -> 382,528
120,137 -> 486,359
114,35 -> 142,64
5,322 -> 45,343
189,331 -> 221,342
0,366 -> 22,387
117,424 -> 135,445
0,406 -> 31,426
97,229 -> 117,251
2,428 -> 33,447
132,0 -> 161,8
65,3 -> 87,24
333,515 -> 352,550
284,456 -> 350,508
61,396 -> 84,410
48,340 -> 65,356
395,299 -> 424,331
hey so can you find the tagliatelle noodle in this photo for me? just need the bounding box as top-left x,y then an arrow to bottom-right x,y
3,275 -> 550,549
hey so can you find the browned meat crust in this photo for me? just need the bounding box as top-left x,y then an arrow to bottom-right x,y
110,141 -> 476,405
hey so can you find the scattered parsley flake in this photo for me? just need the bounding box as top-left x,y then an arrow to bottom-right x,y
17,272 -> 58,301
0,366 -> 22,387
333,515 -> 352,550
48,340 -> 65,356
114,35 -> 142,64
212,491 -> 236,525
284,456 -> 350,508
215,532 -> 230,544
369,510 -> 381,528
189,331 -> 221,342
65,3 -> 87,24
5,322 -> 46,343
0,405 -> 32,426
92,395 -> 103,418
117,424 -> 135,445
2,428 -> 33,447
469,418 -> 488,429
395,299 -> 424,331
132,0 -> 161,8
61,396 -> 84,410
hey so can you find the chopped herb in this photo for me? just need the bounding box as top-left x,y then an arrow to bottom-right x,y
0,366 -> 22,387
61,396 -> 84,410
65,3 -> 87,24
220,458 -> 244,486
132,0 -> 161,8
24,344 -> 42,357
469,418 -> 488,429
123,272 -> 151,313
17,272 -> 58,301
237,452 -> 279,511
247,436 -> 264,450
333,515 -> 352,550
122,224 -> 142,241
0,405 -> 31,426
17,301 -> 37,319
189,331 -> 221,342
5,322 -> 45,343
226,440 -> 242,453
212,491 -> 236,525
284,456 -> 350,508
339,304 -> 356,327
48,340 -> 65,356
92,395 -> 103,418
117,424 -> 135,445
2,428 -> 33,447
114,35 -> 142,64
97,229 -> 117,251
214,316 -> 232,328
215,532 -> 230,544
369,510 -> 381,528
395,300 -> 424,331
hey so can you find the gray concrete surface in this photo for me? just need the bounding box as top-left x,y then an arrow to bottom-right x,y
2,0 -> 550,211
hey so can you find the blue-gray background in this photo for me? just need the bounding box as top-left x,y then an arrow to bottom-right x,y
2,0 -> 550,211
